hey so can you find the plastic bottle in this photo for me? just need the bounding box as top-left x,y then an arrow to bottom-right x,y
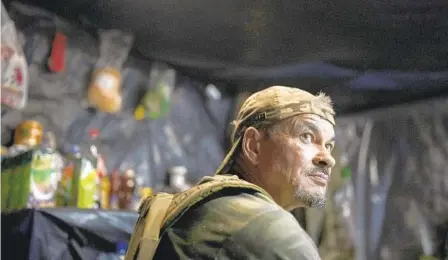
161,166 -> 192,193
28,131 -> 63,208
40,131 -> 64,181
81,129 -> 108,208
109,170 -> 121,210
99,171 -> 111,209
57,145 -> 82,207
82,129 -> 107,171
118,168 -> 136,210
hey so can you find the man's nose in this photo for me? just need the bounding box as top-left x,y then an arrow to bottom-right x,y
312,152 -> 336,169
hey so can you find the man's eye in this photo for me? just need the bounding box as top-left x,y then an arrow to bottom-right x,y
325,144 -> 334,151
300,133 -> 313,143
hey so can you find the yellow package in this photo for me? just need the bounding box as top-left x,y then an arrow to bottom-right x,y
70,158 -> 98,208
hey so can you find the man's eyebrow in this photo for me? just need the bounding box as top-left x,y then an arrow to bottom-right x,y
297,120 -> 320,133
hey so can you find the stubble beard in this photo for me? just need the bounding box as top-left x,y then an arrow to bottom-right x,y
294,169 -> 328,208
295,187 -> 327,208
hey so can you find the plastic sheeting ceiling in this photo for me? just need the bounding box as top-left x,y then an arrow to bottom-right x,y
336,98 -> 448,260
4,0 -> 448,113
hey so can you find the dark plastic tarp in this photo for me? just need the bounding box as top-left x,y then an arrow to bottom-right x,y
1,208 -> 138,260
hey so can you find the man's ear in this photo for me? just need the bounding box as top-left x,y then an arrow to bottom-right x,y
241,127 -> 262,165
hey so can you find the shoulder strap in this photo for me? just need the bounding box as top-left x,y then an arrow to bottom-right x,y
125,175 -> 273,260
125,193 -> 173,260
162,175 -> 273,232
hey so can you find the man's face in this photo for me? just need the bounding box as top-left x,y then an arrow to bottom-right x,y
256,114 -> 336,210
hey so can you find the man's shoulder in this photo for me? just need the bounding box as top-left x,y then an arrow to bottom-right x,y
181,175 -> 282,226
174,189 -> 285,235
206,189 -> 297,221
160,189 -> 320,259
201,189 -> 280,214
205,193 -> 306,239
199,191 -> 320,259
191,189 -> 309,237
217,201 -> 321,259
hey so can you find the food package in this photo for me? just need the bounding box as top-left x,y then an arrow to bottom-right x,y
1,150 -> 33,212
1,4 -> 29,110
87,30 -> 133,113
1,147 -> 67,211
134,63 -> 176,120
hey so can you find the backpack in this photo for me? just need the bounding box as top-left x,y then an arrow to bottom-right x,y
124,174 -> 273,260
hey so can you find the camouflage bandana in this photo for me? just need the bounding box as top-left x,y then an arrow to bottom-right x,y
215,86 -> 336,175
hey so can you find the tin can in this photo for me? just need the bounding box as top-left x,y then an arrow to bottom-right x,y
14,120 -> 44,147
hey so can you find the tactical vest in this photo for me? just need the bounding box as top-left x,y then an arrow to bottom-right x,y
124,174 -> 273,260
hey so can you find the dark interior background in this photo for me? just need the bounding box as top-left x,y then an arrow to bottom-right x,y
2,2 -> 448,259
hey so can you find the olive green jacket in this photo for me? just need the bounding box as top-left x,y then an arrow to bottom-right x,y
153,177 -> 321,259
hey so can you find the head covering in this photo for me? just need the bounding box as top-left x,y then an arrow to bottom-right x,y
215,86 -> 336,175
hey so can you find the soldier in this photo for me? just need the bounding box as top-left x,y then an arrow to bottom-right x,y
126,86 -> 337,260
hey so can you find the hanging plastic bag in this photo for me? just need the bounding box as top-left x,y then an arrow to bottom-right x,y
134,63 -> 176,120
1,4 -> 29,110
88,29 -> 133,113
